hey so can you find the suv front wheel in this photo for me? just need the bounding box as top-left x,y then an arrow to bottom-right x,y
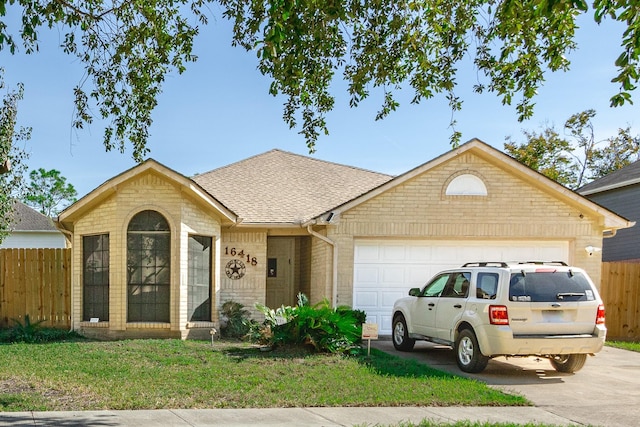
455,328 -> 489,373
392,314 -> 415,351
549,354 -> 587,373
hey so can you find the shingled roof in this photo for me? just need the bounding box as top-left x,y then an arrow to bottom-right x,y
579,160 -> 640,195
10,201 -> 58,231
192,149 -> 393,224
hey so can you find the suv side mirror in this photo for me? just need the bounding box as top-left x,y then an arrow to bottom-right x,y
408,288 -> 421,297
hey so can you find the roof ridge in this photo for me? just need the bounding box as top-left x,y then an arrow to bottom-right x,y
194,148 -> 393,179
191,149 -> 281,177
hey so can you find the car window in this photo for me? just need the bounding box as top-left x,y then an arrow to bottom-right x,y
421,274 -> 450,297
477,273 -> 498,299
509,271 -> 595,302
441,272 -> 471,298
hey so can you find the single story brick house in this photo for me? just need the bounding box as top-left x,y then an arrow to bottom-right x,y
57,139 -> 633,339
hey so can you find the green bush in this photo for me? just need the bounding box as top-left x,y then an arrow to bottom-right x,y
0,315 -> 81,343
220,301 -> 252,339
8,315 -> 45,343
249,293 -> 363,354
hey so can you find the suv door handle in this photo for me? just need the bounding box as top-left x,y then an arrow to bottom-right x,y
428,302 -> 435,308
453,304 -> 462,309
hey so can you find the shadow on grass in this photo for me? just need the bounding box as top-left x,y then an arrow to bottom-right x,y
220,343 -> 458,379
356,348 -> 458,379
221,342 -> 322,362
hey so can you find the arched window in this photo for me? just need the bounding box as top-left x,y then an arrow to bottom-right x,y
445,174 -> 488,196
127,210 -> 170,322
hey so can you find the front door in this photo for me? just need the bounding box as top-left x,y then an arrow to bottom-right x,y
266,237 -> 295,308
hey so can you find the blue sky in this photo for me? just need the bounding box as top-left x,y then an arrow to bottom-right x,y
2,9 -> 640,199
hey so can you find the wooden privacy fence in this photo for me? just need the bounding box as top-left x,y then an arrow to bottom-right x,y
600,262 -> 640,340
0,248 -> 71,329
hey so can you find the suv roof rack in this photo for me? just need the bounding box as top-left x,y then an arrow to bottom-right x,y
516,261 -> 568,266
461,261 -> 569,268
461,262 -> 509,267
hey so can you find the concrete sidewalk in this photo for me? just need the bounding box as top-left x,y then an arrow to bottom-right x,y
0,406 -> 578,426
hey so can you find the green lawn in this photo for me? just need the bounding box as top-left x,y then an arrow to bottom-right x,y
606,340 -> 640,352
0,339 -> 528,411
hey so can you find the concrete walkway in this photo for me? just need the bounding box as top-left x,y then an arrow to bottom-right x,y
0,406 -> 577,426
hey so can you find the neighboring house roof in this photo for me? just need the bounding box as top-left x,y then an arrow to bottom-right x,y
578,160 -> 640,195
10,201 -> 58,232
193,149 -> 393,224
320,139 -> 633,232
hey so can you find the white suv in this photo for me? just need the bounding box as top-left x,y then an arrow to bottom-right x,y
391,262 -> 606,373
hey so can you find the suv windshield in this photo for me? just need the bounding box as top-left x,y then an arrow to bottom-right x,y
509,271 -> 596,302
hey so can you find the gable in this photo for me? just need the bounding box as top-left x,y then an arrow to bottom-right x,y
59,159 -> 236,230
324,139 -> 632,233
342,151 -> 581,226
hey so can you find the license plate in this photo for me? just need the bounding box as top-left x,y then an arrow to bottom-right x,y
542,310 -> 564,322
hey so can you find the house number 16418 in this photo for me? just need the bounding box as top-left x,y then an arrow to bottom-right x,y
225,247 -> 258,266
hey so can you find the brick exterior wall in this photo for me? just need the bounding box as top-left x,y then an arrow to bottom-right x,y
219,230 -> 268,320
308,234 -> 331,304
325,152 -> 605,307
72,171 -> 222,339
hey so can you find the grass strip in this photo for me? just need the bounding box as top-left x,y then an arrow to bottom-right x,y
606,340 -> 640,352
0,339 -> 527,411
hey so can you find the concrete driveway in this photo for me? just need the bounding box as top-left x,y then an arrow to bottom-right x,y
372,339 -> 640,427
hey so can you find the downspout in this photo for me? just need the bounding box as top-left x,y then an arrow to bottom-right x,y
306,224 -> 338,307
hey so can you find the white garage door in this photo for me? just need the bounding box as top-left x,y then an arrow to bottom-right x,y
353,240 -> 569,335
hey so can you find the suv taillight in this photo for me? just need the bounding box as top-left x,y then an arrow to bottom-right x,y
596,304 -> 606,325
489,305 -> 509,325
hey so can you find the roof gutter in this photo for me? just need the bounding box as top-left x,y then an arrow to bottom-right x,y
604,219 -> 636,238
306,223 -> 338,307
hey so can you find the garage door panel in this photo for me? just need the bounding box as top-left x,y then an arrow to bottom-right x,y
354,240 -> 569,335
381,245 -> 408,261
380,315 -> 392,333
406,245 -> 431,261
354,266 -> 379,284
354,245 -> 381,261
382,291 -> 404,307
381,267 -> 405,284
354,291 -> 378,308
407,267 -> 432,285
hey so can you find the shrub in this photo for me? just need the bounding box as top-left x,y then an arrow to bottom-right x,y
249,293 -> 363,354
8,315 -> 45,343
0,315 -> 81,344
220,301 -> 252,339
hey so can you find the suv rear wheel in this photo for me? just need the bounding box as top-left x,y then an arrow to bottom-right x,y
455,328 -> 489,373
392,314 -> 415,351
549,354 -> 587,373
